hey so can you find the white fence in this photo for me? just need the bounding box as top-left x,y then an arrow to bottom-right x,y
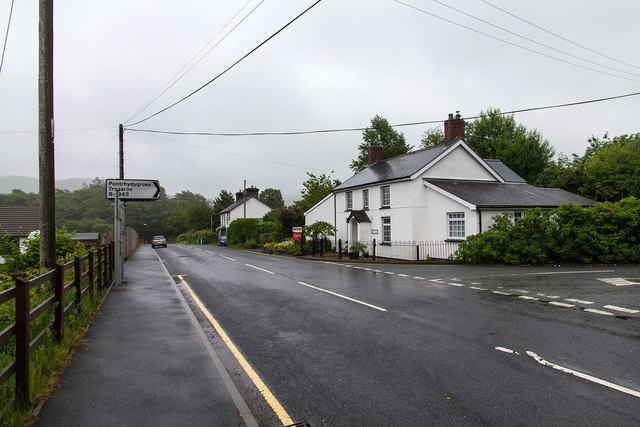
340,240 -> 461,261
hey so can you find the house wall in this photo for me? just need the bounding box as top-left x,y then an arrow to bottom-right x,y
229,198 -> 270,223
422,145 -> 497,181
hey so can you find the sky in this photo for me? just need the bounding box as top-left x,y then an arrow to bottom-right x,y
1,0 -> 639,204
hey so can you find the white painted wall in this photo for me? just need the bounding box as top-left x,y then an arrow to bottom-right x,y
422,145 -> 498,182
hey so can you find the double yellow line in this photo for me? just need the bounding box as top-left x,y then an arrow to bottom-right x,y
177,275 -> 294,426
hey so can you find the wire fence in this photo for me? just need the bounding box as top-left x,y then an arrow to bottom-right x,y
339,240 -> 461,261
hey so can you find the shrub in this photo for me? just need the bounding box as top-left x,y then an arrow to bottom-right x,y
228,218 -> 260,245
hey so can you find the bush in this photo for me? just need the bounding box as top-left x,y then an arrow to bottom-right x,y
228,218 -> 260,245
456,198 -> 640,264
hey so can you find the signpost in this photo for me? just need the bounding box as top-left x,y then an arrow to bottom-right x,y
106,179 -> 160,201
292,227 -> 303,241
106,179 -> 160,285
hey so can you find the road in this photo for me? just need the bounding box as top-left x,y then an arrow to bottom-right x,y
157,244 -> 640,426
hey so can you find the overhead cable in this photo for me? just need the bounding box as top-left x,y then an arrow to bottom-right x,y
480,0 -> 640,71
126,0 -> 323,127
391,0 -> 640,83
0,0 -> 15,76
126,90 -> 640,137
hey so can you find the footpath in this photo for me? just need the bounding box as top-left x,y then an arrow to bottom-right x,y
35,246 -> 258,426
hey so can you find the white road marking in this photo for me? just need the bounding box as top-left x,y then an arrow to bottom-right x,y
220,255 -> 236,262
384,272 -> 395,275
530,270 -> 614,275
584,308 -> 614,316
413,276 -> 426,280
598,278 -> 640,286
514,289 -> 530,293
447,282 -> 465,287
297,281 -> 387,312
527,351 -> 640,398
565,298 -> 594,305
495,347 -> 516,354
519,296 -> 540,301
397,273 -> 409,277
493,291 -> 513,295
246,264 -> 274,275
549,301 -> 574,308
603,305 -> 640,314
204,250 -> 216,255
470,286 -> 487,291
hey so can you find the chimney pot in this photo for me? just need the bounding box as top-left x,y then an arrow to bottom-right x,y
444,111 -> 465,144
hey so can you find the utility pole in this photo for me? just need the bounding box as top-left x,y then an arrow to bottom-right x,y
119,124 -> 124,179
38,0 -> 55,270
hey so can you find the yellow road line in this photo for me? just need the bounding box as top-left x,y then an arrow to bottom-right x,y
177,275 -> 293,426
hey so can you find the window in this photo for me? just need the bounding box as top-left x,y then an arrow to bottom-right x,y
382,217 -> 391,243
448,212 -> 465,239
514,211 -> 523,223
381,186 -> 390,208
363,189 -> 369,209
346,191 -> 352,210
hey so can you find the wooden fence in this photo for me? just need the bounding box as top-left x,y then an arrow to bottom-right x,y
0,243 -> 114,412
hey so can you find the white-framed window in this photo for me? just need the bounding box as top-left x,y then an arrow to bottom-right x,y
447,212 -> 465,239
514,211 -> 523,223
363,189 -> 369,209
381,186 -> 390,208
346,191 -> 352,210
382,216 -> 391,243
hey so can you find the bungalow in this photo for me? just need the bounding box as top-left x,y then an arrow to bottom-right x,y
217,186 -> 271,241
305,113 -> 594,260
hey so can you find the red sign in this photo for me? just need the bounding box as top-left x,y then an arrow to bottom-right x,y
292,227 -> 303,241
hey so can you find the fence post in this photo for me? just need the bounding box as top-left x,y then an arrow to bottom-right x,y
15,277 -> 31,405
97,247 -> 103,292
74,256 -> 82,312
55,263 -> 65,343
338,239 -> 342,260
88,250 -> 94,299
107,244 -> 113,284
372,239 -> 376,261
320,237 -> 324,257
416,244 -> 420,261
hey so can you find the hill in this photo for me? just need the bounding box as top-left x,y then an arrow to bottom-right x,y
0,176 -> 93,194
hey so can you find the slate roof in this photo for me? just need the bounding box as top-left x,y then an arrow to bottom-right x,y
333,139 -> 525,191
346,210 -> 371,223
427,180 -> 596,208
0,206 -> 40,237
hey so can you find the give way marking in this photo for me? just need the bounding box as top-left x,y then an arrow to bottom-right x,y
598,278 -> 640,286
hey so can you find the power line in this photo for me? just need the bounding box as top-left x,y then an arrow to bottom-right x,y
429,0 -> 640,79
391,0 -> 640,83
126,90 -> 640,137
480,0 -> 640,72
126,0 -> 323,127
0,0 -> 15,76
124,0 -> 265,124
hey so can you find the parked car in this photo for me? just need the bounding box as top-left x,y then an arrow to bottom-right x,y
151,235 -> 167,248
217,237 -> 228,246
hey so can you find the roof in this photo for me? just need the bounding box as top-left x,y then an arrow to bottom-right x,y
334,143 -> 452,191
346,210 -> 371,223
0,206 -> 40,238
220,196 -> 271,215
332,139 -> 526,191
426,180 -> 596,208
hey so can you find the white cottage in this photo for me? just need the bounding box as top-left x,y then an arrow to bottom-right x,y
217,186 -> 271,241
305,114 -> 594,260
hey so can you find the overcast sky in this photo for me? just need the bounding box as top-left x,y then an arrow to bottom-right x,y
1,0 -> 638,203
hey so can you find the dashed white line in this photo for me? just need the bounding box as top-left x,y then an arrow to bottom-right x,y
565,298 -> 594,305
549,301 -> 574,308
527,351 -> 640,399
204,250 -> 216,255
603,305 -> 640,314
495,347 -> 516,354
384,272 -> 395,275
413,276 -> 426,280
470,286 -> 487,291
493,291 -> 513,296
447,282 -> 465,287
220,255 -> 236,262
297,281 -> 387,312
584,308 -> 614,316
245,264 -> 274,275
519,296 -> 540,301
397,273 -> 409,277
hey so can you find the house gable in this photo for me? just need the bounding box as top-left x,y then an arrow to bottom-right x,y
417,141 -> 503,182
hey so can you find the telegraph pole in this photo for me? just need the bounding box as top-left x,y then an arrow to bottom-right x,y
38,0 -> 55,270
119,124 -> 124,179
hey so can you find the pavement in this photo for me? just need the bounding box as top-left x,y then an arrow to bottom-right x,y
35,245 -> 259,427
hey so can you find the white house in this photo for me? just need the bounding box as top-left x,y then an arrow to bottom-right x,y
217,186 -> 271,240
305,113 -> 595,260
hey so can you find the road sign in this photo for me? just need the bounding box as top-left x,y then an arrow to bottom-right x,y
292,226 -> 303,241
105,179 -> 160,201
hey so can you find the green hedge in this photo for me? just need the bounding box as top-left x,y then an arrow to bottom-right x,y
176,230 -> 218,245
228,219 -> 281,245
456,197 -> 640,264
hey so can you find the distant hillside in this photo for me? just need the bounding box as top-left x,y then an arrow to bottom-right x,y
0,176 -> 93,194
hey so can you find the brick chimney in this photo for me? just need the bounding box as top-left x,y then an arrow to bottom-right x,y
245,186 -> 259,199
367,145 -> 384,166
235,191 -> 244,202
444,111 -> 465,144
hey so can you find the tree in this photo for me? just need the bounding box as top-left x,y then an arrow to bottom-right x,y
465,108 -> 555,183
350,115 -> 413,173
259,188 -> 285,210
185,203 -> 214,231
294,172 -> 341,213
211,189 -> 235,230
419,127 -> 445,149
580,133 -> 640,201
304,221 -> 336,239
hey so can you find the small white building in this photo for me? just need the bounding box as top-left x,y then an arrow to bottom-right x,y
305,114 -> 595,260
217,186 -> 271,240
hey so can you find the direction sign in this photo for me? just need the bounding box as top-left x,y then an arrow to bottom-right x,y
105,179 -> 160,201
